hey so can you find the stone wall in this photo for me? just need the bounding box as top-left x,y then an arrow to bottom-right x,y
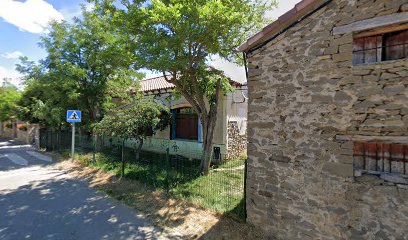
246,0 -> 408,239
16,124 -> 39,146
0,121 -> 40,147
225,121 -> 247,160
0,121 -> 14,139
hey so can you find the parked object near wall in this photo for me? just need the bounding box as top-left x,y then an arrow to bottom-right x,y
241,0 -> 408,239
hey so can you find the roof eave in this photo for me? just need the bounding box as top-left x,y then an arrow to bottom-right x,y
239,0 -> 331,53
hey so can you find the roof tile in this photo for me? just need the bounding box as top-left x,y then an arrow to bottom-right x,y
262,21 -> 280,34
140,76 -> 175,92
140,75 -> 243,93
278,8 -> 297,25
296,0 -> 316,11
247,31 -> 265,46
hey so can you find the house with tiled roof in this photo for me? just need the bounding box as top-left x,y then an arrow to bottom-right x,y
241,0 -> 408,239
131,75 -> 248,161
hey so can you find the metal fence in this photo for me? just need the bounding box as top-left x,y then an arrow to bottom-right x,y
39,128 -> 246,219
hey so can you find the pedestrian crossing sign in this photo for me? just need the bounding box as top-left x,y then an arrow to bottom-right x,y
67,110 -> 81,123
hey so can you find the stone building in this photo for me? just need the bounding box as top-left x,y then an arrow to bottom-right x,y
127,76 -> 248,161
240,0 -> 408,239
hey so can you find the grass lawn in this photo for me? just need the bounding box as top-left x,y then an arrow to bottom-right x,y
61,147 -> 246,219
172,161 -> 245,218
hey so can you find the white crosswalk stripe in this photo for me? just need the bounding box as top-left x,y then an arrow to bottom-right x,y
26,151 -> 52,162
0,145 -> 33,149
4,153 -> 28,166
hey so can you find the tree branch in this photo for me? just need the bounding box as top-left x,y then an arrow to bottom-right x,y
162,72 -> 203,117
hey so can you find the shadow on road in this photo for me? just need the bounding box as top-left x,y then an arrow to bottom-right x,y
0,138 -> 54,171
0,168 -> 172,240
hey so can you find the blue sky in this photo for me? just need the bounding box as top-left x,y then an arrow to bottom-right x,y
0,0 -> 299,88
0,0 -> 89,87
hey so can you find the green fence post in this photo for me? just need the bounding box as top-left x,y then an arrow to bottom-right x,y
166,147 -> 170,195
78,127 -> 82,154
50,131 -> 53,151
244,157 -> 248,221
93,133 -> 96,164
56,131 -> 59,152
121,139 -> 125,178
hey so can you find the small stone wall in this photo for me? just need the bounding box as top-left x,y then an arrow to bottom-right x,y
16,128 -> 29,143
0,121 -> 40,147
16,124 -> 39,145
246,0 -> 408,239
225,121 -> 247,160
0,122 -> 13,139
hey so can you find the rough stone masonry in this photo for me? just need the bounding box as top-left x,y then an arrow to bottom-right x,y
244,0 -> 408,239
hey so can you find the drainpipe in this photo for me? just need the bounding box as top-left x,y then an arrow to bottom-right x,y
242,51 -> 249,222
243,52 -> 249,82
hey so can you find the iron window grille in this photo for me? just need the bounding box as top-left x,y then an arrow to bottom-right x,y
352,29 -> 408,65
353,142 -> 408,175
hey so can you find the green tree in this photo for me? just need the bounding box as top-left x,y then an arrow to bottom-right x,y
92,0 -> 276,174
16,59 -> 66,128
0,79 -> 21,122
95,93 -> 169,176
17,7 -> 141,129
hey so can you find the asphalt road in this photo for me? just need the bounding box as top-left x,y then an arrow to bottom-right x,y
0,138 -> 174,240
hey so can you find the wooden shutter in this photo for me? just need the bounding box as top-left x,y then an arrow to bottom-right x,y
353,142 -> 408,174
176,114 -> 199,141
384,30 -> 408,61
353,29 -> 408,64
352,37 -> 365,65
353,36 -> 382,64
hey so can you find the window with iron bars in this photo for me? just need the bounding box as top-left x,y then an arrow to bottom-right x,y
353,29 -> 408,65
353,142 -> 408,175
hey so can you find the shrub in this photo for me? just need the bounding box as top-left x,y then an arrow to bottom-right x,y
5,123 -> 12,129
18,124 -> 28,131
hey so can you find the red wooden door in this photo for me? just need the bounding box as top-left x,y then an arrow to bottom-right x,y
175,114 -> 198,140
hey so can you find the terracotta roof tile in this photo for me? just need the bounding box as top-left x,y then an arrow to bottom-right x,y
247,32 -> 264,46
262,20 -> 280,34
296,0 -> 316,11
278,7 -> 297,24
140,76 -> 175,92
140,75 -> 243,93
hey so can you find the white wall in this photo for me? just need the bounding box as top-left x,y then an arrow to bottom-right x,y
226,86 -> 248,135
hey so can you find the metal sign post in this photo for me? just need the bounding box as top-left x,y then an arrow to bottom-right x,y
67,110 -> 81,161
71,123 -> 75,160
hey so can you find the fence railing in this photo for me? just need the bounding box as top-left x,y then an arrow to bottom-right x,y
40,129 -> 246,219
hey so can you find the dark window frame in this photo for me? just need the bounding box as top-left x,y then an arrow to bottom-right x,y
170,107 -> 199,141
352,29 -> 408,65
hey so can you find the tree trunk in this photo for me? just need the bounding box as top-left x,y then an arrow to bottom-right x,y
162,73 -> 222,175
199,79 -> 222,175
200,113 -> 218,175
135,137 -> 143,162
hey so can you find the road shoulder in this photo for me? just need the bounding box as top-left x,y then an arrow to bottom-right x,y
54,158 -> 269,240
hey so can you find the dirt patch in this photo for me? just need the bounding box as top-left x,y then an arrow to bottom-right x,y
54,159 -> 270,239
